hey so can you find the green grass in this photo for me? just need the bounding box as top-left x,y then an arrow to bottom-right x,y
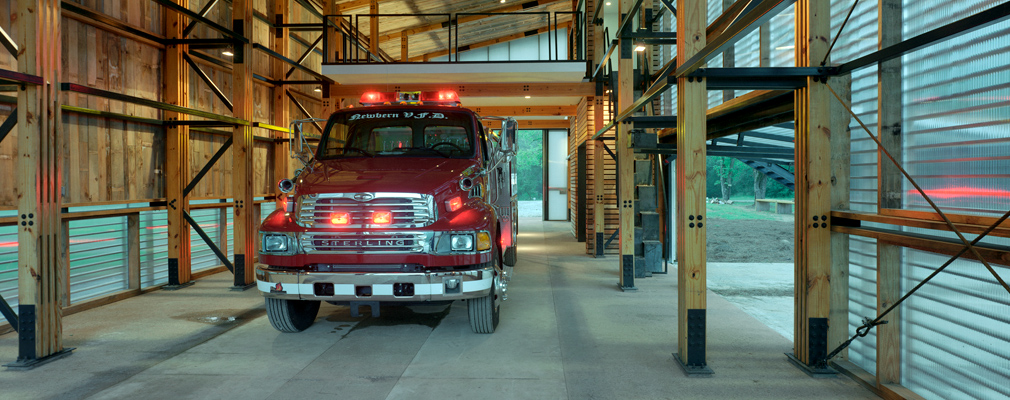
705,202 -> 779,221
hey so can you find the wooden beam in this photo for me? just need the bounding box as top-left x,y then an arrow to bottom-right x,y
369,0 -> 378,55
469,106 -> 577,117
486,119 -> 572,130
876,0 -> 903,385
165,0 -> 192,288
828,73 -> 852,362
374,0 -> 567,44
675,0 -> 710,371
232,0 -> 257,288
273,0 -> 291,208
834,226 -> 1010,267
400,35 -> 408,61
792,0 -> 832,368
330,82 -> 594,98
617,0 -> 636,291
14,0 -> 68,365
407,21 -> 572,62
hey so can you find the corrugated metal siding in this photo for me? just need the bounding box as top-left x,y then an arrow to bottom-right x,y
139,210 -> 169,289
0,225 -> 17,324
68,217 -> 129,304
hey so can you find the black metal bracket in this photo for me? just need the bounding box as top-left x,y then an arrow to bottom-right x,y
61,82 -> 248,126
604,228 -> 620,248
152,0 -> 249,43
687,67 -> 837,90
182,211 -> 235,274
601,143 -> 617,160
595,232 -> 604,257
0,68 -> 44,86
620,254 -> 637,291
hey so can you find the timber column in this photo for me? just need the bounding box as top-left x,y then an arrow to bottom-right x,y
590,0 -> 606,257
13,0 -> 71,367
674,0 -> 710,373
273,0 -> 291,205
616,0 -> 636,290
165,0 -> 192,289
232,0 -> 256,289
790,0 -> 833,372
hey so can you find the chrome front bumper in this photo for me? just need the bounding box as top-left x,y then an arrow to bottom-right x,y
255,263 -> 494,302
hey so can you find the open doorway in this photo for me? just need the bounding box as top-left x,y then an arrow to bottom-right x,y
516,130 -> 544,218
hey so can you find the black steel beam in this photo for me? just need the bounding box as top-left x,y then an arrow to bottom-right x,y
152,0 -> 249,43
692,67 -> 833,90
0,25 -> 17,58
286,34 -> 324,79
182,0 -> 220,38
0,108 -> 15,145
61,82 -> 248,126
604,228 -> 620,248
164,120 -> 238,127
602,142 -> 617,159
0,292 -> 16,332
286,91 -> 323,133
837,2 -> 1010,75
163,38 -> 233,45
617,0 -> 648,38
626,116 -> 677,129
277,23 -> 323,31
184,137 -> 233,197
183,211 -> 235,273
591,39 -> 619,81
253,43 -> 333,83
592,0 -> 606,24
0,68 -> 45,86
183,53 -> 234,112
62,1 -> 165,45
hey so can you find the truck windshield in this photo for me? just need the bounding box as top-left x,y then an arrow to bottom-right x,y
319,110 -> 475,159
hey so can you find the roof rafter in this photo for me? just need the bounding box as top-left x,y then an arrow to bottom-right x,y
374,0 -> 567,44
408,20 -> 571,61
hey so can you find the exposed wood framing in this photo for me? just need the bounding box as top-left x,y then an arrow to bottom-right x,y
407,21 -> 572,62
232,0 -> 257,288
329,82 -> 594,98
469,106 -> 576,116
617,0 -> 636,290
792,0 -> 832,368
274,0 -> 292,205
876,0 -> 903,386
828,73 -> 852,362
373,0 -> 567,44
674,0 -> 709,370
592,97 -> 608,256
165,0 -> 192,287
15,0 -> 67,364
369,0 -> 379,55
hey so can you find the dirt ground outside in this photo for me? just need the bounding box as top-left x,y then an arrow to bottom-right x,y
706,207 -> 794,263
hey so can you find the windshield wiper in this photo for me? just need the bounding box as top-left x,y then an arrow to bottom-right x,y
342,147 -> 374,157
395,146 -> 450,158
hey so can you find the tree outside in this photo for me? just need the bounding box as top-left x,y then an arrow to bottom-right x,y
515,130 -> 543,201
705,156 -> 794,200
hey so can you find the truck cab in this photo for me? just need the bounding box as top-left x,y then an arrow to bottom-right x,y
256,90 -> 518,333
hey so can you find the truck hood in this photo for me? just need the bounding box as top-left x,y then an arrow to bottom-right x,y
297,158 -> 478,195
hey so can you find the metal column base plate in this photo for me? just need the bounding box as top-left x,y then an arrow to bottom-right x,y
786,353 -> 837,377
618,283 -> 638,292
162,282 -> 195,291
230,282 -> 257,291
4,348 -> 75,370
673,353 -> 714,376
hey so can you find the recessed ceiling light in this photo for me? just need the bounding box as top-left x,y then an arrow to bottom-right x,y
606,2 -> 611,5
525,95 -> 531,99
634,45 -> 646,52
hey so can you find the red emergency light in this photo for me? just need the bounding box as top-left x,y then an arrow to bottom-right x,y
330,212 -> 350,225
372,211 -> 392,224
446,196 -> 463,212
359,90 -> 461,107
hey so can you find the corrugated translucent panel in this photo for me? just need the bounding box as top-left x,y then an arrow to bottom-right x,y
903,0 -> 1004,38
902,19 -> 1010,216
827,0 -> 879,65
139,210 -> 169,289
848,69 -> 880,212
708,54 -> 725,108
0,226 -> 18,324
768,5 -> 795,68
848,236 -> 878,375
707,0 -> 723,26
68,217 -> 129,304
190,208 -> 227,272
226,207 -> 235,261
733,29 -> 761,99
901,247 -> 1010,400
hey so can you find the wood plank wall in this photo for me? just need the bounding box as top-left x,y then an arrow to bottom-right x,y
583,97 -> 618,254
0,0 -> 328,208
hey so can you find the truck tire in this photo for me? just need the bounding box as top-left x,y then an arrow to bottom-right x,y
468,249 -> 501,333
503,246 -> 517,267
266,298 -> 320,333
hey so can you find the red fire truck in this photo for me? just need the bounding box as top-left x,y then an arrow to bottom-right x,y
256,90 -> 518,333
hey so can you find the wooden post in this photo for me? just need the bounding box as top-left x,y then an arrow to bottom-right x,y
791,0 -> 833,370
128,214 -> 141,291
828,73 -> 852,362
370,0 -> 379,56
164,0 -> 192,289
273,0 -> 290,207
14,0 -> 70,366
401,36 -> 408,61
323,1 -> 340,115
617,0 -> 636,290
674,0 -> 709,372
232,0 -> 256,289
876,0 -> 903,385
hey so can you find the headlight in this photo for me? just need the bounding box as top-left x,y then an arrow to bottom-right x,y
450,234 -> 474,251
263,234 -> 289,252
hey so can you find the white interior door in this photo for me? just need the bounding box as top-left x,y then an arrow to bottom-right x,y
545,129 -> 569,221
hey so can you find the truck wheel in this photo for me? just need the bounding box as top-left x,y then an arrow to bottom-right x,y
503,246 -> 517,267
468,250 -> 501,333
265,298 -> 320,333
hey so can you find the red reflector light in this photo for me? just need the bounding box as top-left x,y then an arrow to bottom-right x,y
331,212 -> 350,225
373,211 -> 392,224
438,91 -> 456,100
447,196 -> 463,212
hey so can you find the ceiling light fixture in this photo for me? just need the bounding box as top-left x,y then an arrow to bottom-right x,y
314,86 -> 322,93
222,50 -> 234,57
606,1 -> 611,5
634,44 -> 646,52
524,95 -> 531,99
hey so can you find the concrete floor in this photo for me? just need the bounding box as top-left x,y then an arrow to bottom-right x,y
0,218 -> 876,400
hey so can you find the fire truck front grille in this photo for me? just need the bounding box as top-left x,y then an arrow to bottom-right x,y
297,193 -> 435,229
300,232 -> 431,254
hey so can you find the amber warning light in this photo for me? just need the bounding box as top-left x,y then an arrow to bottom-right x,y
330,212 -> 350,225
360,90 -> 461,107
372,211 -> 392,224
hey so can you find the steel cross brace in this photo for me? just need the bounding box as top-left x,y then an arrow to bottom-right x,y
182,211 -> 235,273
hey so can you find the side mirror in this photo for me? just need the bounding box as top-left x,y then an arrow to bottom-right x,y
501,118 -> 518,154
